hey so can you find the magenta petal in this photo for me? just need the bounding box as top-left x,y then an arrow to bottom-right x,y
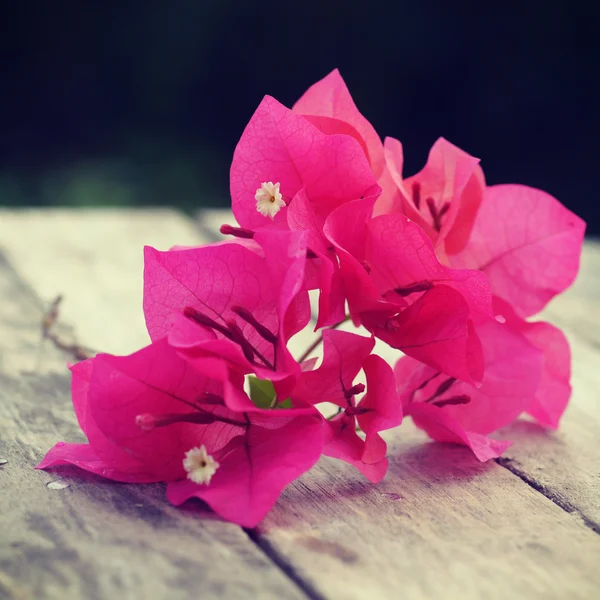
494,297 -> 571,428
437,319 -> 543,433
444,163 -> 486,255
367,285 -> 484,385
253,229 -> 312,342
89,340 -> 243,482
395,316 -> 544,436
143,243 -> 265,342
374,163 -> 403,217
315,255 -> 347,329
405,138 -> 482,247
231,95 -> 379,232
323,415 -> 388,482
63,357 -> 155,478
286,188 -> 329,255
144,233 -> 310,388
382,136 -> 406,197
167,412 -> 323,528
450,184 -> 586,317
37,442 -> 158,483
408,403 -> 512,462
69,358 -> 94,433
292,69 -> 385,177
522,321 -> 571,428
358,354 -> 403,463
294,329 -> 375,407
366,213 -> 493,323
324,197 -> 391,319
383,137 -> 483,254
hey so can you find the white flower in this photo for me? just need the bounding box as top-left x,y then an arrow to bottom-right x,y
183,445 -> 219,485
255,181 -> 285,219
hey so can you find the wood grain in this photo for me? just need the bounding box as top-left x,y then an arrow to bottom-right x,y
0,208 -> 201,355
0,218 -> 307,600
2,208 -> 600,600
254,241 -> 600,600
259,429 -> 600,600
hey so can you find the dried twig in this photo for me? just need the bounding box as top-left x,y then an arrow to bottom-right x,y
41,295 -> 97,361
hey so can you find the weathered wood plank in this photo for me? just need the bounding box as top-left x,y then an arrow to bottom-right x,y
255,241 -> 600,599
259,429 -> 600,600
0,216 -> 308,600
2,208 -> 600,600
0,208 -> 201,355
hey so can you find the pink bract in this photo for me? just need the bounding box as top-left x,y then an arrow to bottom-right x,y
493,297 -> 571,429
38,339 -> 323,528
292,68 -> 385,179
287,188 -> 347,327
230,94 -> 380,234
394,316 -> 544,460
382,136 -> 485,256
143,230 -> 311,395
295,330 -> 402,481
324,198 -> 493,384
450,184 -> 586,317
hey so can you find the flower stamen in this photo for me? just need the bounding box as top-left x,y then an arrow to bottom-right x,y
183,445 -> 219,485
255,181 -> 285,219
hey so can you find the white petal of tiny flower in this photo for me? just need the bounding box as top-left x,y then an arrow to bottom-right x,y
255,181 -> 285,219
183,445 -> 219,485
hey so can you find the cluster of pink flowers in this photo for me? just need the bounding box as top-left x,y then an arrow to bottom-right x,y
39,70 -> 585,527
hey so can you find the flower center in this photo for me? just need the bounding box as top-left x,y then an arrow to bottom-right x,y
255,181 -> 285,219
183,445 -> 219,485
411,182 -> 451,232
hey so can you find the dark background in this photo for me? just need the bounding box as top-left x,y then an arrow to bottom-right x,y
1,1 -> 598,233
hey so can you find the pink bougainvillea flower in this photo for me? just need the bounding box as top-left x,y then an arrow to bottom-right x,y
292,69 -> 405,219
324,198 -> 493,384
493,297 -> 571,429
230,94 -> 380,237
294,330 -> 402,481
449,184 -> 586,318
292,68 -> 385,179
143,230 -> 311,395
38,339 -> 323,528
382,137 -> 485,257
228,94 -> 381,326
394,316 -> 544,461
286,188 -> 347,327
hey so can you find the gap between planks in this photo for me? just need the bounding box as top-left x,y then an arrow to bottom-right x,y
496,457 -> 600,535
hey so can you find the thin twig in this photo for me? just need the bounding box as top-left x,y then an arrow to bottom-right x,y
41,295 -> 97,361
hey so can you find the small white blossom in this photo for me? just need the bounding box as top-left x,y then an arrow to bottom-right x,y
183,445 -> 219,485
255,181 -> 285,219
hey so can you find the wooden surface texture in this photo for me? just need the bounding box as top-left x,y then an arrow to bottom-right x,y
0,208 -> 599,600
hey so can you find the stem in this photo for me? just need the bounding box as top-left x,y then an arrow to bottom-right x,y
297,315 -> 351,363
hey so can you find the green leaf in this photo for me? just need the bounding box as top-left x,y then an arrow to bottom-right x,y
278,398 -> 293,409
248,376 -> 277,409
248,376 -> 294,410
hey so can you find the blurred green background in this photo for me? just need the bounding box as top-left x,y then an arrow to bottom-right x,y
1,1 -> 598,230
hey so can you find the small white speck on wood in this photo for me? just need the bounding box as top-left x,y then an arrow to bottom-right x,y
46,481 -> 70,490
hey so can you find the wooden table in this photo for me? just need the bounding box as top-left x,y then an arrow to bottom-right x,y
1,208 -> 599,600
